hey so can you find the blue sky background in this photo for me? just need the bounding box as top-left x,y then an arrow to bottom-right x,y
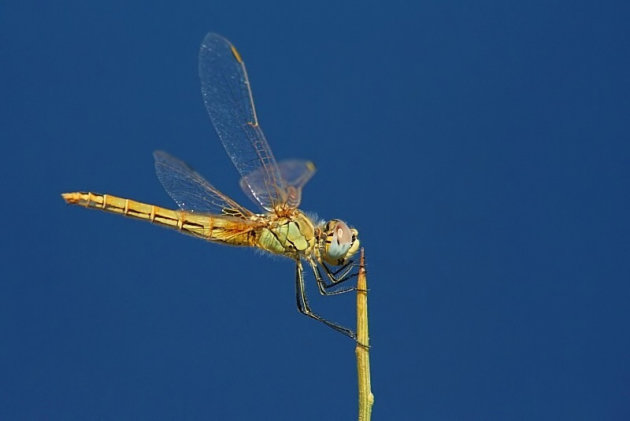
2,1 -> 629,419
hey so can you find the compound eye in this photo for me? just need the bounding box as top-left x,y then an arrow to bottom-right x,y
335,223 -> 352,245
326,220 -> 353,259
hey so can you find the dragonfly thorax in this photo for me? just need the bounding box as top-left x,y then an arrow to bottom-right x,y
253,209 -> 317,258
318,219 -> 360,266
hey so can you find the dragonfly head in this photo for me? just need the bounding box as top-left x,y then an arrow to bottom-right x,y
320,219 -> 360,266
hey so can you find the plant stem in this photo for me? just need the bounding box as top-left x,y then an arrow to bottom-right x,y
356,248 -> 374,420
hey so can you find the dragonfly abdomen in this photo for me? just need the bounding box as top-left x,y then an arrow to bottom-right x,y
61,192 -> 256,246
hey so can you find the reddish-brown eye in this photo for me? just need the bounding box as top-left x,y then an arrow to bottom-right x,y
326,220 -> 353,259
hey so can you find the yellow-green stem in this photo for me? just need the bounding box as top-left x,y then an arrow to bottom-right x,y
356,248 -> 374,420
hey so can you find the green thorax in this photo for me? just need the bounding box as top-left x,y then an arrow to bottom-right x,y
256,210 -> 316,258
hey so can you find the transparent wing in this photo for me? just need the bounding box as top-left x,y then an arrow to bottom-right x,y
199,32 -> 288,212
240,160 -> 316,209
154,150 -> 252,217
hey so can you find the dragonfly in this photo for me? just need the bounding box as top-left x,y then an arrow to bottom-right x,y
62,33 -> 361,340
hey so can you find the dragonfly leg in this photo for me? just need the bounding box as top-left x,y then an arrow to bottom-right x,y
320,260 -> 361,290
308,258 -> 356,296
328,259 -> 355,276
295,260 -> 357,341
